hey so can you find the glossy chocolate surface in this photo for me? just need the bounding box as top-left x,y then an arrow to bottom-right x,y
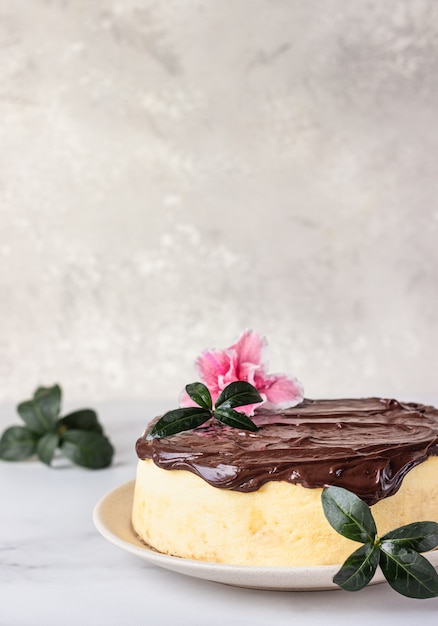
136,398 -> 438,504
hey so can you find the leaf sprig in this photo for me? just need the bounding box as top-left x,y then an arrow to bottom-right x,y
0,384 -> 114,469
322,486 -> 438,599
147,381 -> 263,439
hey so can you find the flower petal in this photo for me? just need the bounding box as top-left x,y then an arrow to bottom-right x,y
179,330 -> 305,416
233,393 -> 268,417
231,329 -> 269,380
258,373 -> 304,410
194,349 -> 235,395
230,353 -> 259,386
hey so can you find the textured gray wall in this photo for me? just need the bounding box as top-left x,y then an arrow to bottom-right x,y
1,1 -> 437,403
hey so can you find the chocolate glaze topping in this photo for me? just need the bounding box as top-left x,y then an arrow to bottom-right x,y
136,398 -> 438,505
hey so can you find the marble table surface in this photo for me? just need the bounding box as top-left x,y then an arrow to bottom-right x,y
1,397 -> 438,626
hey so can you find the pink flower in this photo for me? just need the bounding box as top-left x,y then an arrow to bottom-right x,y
180,329 -> 304,416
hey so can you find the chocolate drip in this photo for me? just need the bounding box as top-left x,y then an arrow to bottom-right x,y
135,398 -> 438,505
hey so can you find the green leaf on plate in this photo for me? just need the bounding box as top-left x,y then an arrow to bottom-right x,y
0,426 -> 38,461
379,542 -> 438,599
382,521 -> 438,553
333,543 -> 380,592
321,486 -> 377,544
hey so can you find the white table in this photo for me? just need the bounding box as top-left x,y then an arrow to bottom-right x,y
1,398 -> 437,626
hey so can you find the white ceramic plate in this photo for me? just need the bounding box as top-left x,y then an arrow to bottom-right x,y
93,480 -> 438,592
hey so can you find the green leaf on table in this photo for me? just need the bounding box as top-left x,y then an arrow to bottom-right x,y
0,426 -> 38,461
58,409 -> 103,434
61,430 -> 114,469
17,384 -> 61,435
333,543 -> 380,591
213,407 -> 258,432
147,407 -> 212,440
380,542 -> 438,599
36,432 -> 60,466
34,384 -> 62,420
185,382 -> 212,411
321,486 -> 377,543
215,381 -> 263,410
1,384 -> 114,469
382,521 -> 438,553
17,400 -> 52,435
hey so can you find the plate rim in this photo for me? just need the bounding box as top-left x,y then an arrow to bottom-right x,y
93,480 -> 438,591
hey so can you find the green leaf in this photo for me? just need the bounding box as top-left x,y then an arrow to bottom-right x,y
321,486 -> 377,543
147,407 -> 212,440
17,400 -> 52,435
34,384 -> 62,422
213,407 -> 258,432
144,381 -> 263,440
333,543 -> 380,591
36,432 -> 60,466
380,542 -> 438,599
0,426 -> 38,461
17,384 -> 61,435
215,381 -> 263,410
57,409 -> 103,434
60,430 -> 114,469
382,521 -> 438,553
185,382 -> 212,411
34,385 -> 61,415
